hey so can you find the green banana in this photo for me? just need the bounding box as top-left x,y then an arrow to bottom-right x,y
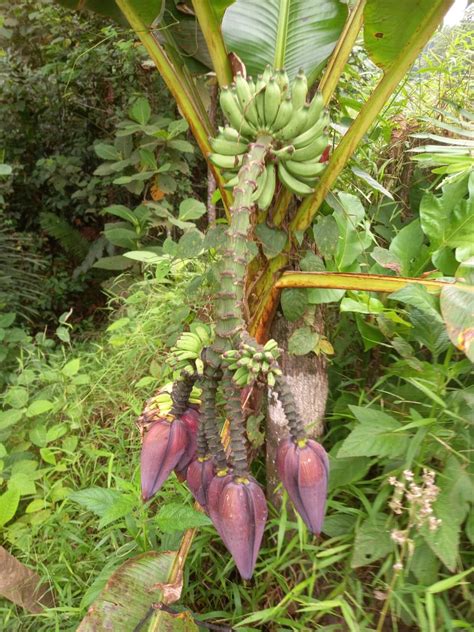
220,87 -> 254,137
210,136 -> 248,155
291,70 -> 308,111
285,159 -> 326,178
224,175 -> 239,189
272,144 -> 295,160
306,92 -> 324,127
276,105 -> 309,141
291,114 -> 329,148
209,153 -> 244,169
263,77 -> 281,127
271,96 -> 293,132
262,64 -> 272,84
194,325 -> 210,344
251,166 -> 268,202
278,161 -> 314,196
275,69 -> 289,93
291,135 -> 328,162
235,72 -> 260,128
222,126 -> 242,142
256,161 -> 276,210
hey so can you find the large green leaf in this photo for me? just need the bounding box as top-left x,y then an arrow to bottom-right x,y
78,551 -> 198,631
364,0 -> 450,71
221,0 -> 347,82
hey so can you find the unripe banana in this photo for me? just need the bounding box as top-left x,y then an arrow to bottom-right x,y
222,126 -> 242,142
262,64 -> 272,84
209,153 -> 244,169
271,96 -> 293,132
220,87 -> 254,137
224,175 -> 239,189
256,161 -> 276,211
263,77 -> 281,128
278,161 -> 314,196
291,135 -> 328,162
285,159 -> 326,178
291,70 -> 308,111
306,92 -> 324,127
194,325 -> 210,344
291,114 -> 329,148
251,166 -> 268,202
235,72 -> 260,128
210,136 -> 248,155
275,69 -> 289,93
247,76 -> 256,95
276,105 -> 309,141
272,145 -> 295,160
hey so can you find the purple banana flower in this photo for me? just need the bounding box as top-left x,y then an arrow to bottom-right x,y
186,457 -> 215,509
140,417 -> 188,501
174,408 -> 200,477
208,475 -> 267,580
277,438 -> 329,535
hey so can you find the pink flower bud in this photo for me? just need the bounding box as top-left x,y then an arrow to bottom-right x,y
186,457 -> 215,510
140,417 -> 188,501
174,408 -> 200,477
277,438 -> 329,535
208,475 -> 267,579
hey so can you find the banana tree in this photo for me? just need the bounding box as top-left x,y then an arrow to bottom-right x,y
57,0 -> 467,627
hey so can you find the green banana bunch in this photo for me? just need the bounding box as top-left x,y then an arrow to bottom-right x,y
139,384 -> 201,420
170,324 -> 214,374
222,338 -> 282,387
209,65 -> 330,205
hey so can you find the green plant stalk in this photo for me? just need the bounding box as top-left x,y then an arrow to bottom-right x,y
275,272 -> 453,294
292,0 -> 455,231
273,0 -> 290,69
318,0 -> 367,105
115,0 -> 232,216
191,1 -> 233,87
223,368 -> 249,477
209,136 -> 273,365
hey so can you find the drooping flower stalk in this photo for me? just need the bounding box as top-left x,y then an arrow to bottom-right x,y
199,361 -> 227,470
170,370 -> 196,418
274,373 -> 307,442
222,368 -> 249,478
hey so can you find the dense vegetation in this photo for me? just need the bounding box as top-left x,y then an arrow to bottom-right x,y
1,1 -> 472,630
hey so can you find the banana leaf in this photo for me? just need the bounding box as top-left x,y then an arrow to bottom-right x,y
221,0 -> 348,83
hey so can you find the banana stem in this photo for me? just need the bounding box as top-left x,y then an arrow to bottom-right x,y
274,374 -> 307,442
223,369 -> 249,477
170,371 -> 196,417
199,361 -> 227,469
209,136 -> 273,365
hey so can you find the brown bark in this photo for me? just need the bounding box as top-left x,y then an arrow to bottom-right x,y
266,308 -> 328,507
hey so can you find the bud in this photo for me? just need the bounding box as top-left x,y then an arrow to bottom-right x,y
174,408 -> 200,478
186,457 -> 215,510
140,417 -> 188,501
208,475 -> 267,580
276,438 -> 329,535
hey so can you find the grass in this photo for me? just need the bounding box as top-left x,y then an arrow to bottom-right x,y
2,261 -> 473,631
